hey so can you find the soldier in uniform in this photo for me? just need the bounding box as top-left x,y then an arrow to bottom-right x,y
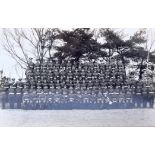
37,85 -> 46,110
118,85 -> 126,109
8,78 -> 16,109
147,83 -> 155,108
80,68 -> 85,80
96,89 -> 104,109
61,86 -> 69,109
99,61 -> 105,71
66,59 -> 72,71
43,85 -> 49,109
47,58 -> 54,71
22,85 -> 30,110
25,68 -> 34,81
28,58 -> 34,70
41,61 -> 48,82
125,85 -> 133,109
135,85 -> 142,108
75,88 -> 82,109
114,85 -> 121,107
15,78 -> 23,109
74,68 -> 79,80
1,78 -> 10,109
108,85 -> 115,109
89,88 -> 97,109
52,88 -> 61,110
55,58 -> 60,70
34,59 -> 40,71
142,83 -> 148,108
130,83 -> 136,107
66,87 -> 74,109
29,87 -> 38,110
81,90 -> 89,109
47,85 -> 55,109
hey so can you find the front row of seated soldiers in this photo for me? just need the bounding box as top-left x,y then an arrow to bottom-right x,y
22,84 -> 155,109
1,79 -> 154,109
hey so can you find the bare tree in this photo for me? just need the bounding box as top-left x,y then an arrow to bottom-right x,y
1,28 -> 60,69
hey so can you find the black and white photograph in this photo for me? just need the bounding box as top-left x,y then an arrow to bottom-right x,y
0,28 -> 155,126
1,1 -> 155,155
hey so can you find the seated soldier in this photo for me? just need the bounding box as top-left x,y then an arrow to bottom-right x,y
80,90 -> 90,109
102,85 -> 108,96
118,87 -> 126,109
125,85 -> 133,108
74,89 -> 82,109
47,85 -> 55,109
36,85 -> 45,110
115,84 -> 121,90
55,80 -> 60,88
115,86 -> 120,95
64,87 -> 74,109
96,90 -> 105,109
89,89 -> 97,109
52,89 -> 61,109
108,85 -> 115,106
61,86 -> 69,109
29,87 -> 38,110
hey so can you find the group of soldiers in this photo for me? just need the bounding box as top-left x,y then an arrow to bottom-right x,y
26,58 -> 127,88
0,58 -> 155,110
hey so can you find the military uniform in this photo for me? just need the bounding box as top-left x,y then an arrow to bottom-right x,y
142,84 -> 148,108
8,79 -> 16,109
15,79 -> 23,109
1,79 -> 10,109
147,84 -> 155,108
37,87 -> 45,110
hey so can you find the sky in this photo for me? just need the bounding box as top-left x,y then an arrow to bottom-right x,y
0,28 -> 154,79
